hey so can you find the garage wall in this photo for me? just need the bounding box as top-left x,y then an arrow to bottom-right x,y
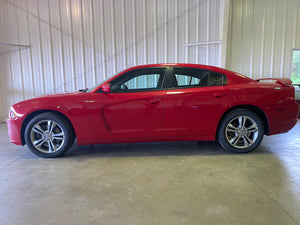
226,0 -> 300,79
0,0 -> 228,122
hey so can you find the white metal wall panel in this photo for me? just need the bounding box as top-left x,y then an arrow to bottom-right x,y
0,0 -> 226,122
0,1 -> 9,119
227,0 -> 300,79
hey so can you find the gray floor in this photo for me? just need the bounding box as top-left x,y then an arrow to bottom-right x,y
0,122 -> 300,225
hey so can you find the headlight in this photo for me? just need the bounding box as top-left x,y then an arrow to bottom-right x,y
8,107 -> 17,119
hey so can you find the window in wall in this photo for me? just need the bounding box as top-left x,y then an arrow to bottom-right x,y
291,50 -> 300,84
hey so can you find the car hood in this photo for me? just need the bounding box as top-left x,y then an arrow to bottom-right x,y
35,91 -> 85,99
11,91 -> 91,112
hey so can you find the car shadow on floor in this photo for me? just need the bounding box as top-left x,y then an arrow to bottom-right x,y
62,140 -> 272,159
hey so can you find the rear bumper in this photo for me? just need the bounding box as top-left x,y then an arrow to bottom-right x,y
268,101 -> 299,135
296,100 -> 300,118
7,118 -> 23,145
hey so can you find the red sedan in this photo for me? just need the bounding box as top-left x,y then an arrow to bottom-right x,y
7,64 -> 299,157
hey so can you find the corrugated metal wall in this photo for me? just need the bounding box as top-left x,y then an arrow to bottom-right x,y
0,0 -> 227,122
226,0 -> 300,79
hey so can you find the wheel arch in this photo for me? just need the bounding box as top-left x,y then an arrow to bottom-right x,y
21,110 -> 76,145
216,105 -> 269,137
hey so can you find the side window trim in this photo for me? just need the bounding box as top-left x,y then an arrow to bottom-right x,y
162,67 -> 175,89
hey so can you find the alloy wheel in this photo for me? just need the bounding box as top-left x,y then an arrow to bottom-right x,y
30,120 -> 65,153
225,116 -> 259,149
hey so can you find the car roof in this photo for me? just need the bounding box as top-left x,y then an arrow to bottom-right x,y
94,63 -> 254,92
123,63 -> 254,83
127,63 -> 226,71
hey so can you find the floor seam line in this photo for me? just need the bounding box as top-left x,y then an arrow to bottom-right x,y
244,170 -> 300,225
0,155 -> 24,171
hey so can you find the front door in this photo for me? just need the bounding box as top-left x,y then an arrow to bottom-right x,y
89,68 -> 167,141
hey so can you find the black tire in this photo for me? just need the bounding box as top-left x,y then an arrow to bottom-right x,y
25,112 -> 75,158
217,109 -> 264,153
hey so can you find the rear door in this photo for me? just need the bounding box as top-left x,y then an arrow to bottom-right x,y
164,67 -> 232,138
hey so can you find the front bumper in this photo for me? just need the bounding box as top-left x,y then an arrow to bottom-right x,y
7,118 -> 23,145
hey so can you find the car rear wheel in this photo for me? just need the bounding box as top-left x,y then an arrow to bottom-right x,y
25,112 -> 75,158
218,109 -> 264,153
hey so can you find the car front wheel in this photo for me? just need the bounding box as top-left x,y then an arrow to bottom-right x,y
25,112 -> 75,158
218,109 -> 264,153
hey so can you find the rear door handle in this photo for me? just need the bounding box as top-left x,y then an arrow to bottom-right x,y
214,93 -> 226,98
150,99 -> 161,104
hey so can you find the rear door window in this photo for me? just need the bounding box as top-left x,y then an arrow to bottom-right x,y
165,68 -> 227,89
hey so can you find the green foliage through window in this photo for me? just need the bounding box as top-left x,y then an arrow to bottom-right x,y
291,50 -> 300,84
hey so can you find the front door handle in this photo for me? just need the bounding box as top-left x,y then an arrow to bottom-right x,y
214,93 -> 226,98
150,99 -> 161,104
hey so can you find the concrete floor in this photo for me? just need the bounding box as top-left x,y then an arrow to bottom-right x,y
0,122 -> 300,225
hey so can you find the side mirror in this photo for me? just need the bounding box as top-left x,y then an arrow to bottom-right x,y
101,83 -> 111,93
